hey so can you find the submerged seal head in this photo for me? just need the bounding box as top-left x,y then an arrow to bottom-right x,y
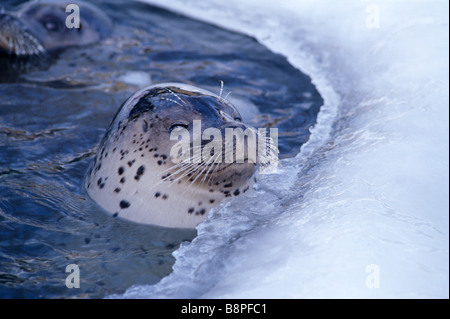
0,0 -> 112,56
84,83 -> 274,229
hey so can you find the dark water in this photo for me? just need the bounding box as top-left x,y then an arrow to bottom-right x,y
0,0 -> 323,298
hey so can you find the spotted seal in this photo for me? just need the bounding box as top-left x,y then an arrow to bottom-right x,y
84,83 -> 278,229
0,0 -> 112,56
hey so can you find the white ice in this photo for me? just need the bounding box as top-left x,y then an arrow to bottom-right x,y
117,0 -> 449,298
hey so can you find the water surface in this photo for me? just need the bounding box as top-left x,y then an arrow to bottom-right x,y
0,0 -> 322,298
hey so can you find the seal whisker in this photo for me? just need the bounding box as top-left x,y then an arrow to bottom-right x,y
257,136 -> 279,171
185,153 -> 218,190
163,160 -> 197,180
224,91 -> 232,101
170,161 -> 200,180
206,150 -> 233,185
218,80 -> 224,98
164,152 -> 205,185
176,163 -> 209,193
172,147 -> 211,182
260,137 -> 279,158
159,145 -> 202,176
176,160 -> 206,183
160,161 -> 189,178
200,153 -> 222,186
161,96 -> 184,108
207,162 -> 221,185
167,88 -> 188,106
166,147 -> 203,172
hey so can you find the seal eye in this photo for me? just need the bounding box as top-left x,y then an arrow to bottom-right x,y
42,19 -> 60,31
234,117 -> 242,122
169,122 -> 189,133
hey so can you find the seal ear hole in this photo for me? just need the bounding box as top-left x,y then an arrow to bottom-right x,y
142,120 -> 149,133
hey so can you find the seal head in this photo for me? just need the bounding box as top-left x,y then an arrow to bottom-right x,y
84,83 -> 262,229
0,0 -> 112,56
